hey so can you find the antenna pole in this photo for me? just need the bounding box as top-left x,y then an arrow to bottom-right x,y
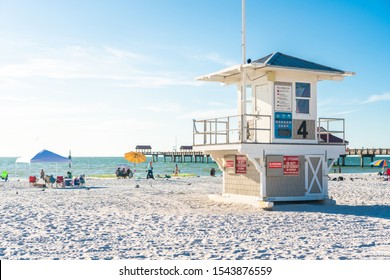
241,0 -> 247,140
242,0 -> 246,65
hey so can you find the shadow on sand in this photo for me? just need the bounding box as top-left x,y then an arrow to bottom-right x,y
272,201 -> 390,220
52,186 -> 108,190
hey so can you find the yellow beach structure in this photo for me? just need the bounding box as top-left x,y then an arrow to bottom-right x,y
193,52 -> 354,207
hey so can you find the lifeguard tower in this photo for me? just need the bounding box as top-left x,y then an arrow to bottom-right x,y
193,52 -> 354,207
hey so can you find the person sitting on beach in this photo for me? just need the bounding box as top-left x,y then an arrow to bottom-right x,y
1,171 -> 8,182
79,175 -> 86,186
49,175 -> 55,186
115,167 -> 121,177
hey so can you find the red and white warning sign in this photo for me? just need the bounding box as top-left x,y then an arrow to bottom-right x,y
283,156 -> 299,176
268,162 -> 282,169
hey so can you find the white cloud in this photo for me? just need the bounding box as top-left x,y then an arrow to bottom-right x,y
329,110 -> 359,116
0,44 -> 199,88
142,102 -> 182,113
0,95 -> 34,102
361,93 -> 390,103
208,101 -> 229,107
115,76 -> 199,89
191,52 -> 237,67
178,108 -> 237,120
103,46 -> 148,60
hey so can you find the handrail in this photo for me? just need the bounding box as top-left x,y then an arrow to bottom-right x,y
318,117 -> 345,145
193,114 -> 271,145
193,115 -> 345,146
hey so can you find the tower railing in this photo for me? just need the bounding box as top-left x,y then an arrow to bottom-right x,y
193,114 -> 271,145
317,118 -> 345,145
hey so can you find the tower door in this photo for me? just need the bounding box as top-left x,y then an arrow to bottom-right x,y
253,84 -> 272,142
305,155 -> 325,195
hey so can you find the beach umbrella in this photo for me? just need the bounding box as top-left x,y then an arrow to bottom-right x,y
370,159 -> 388,173
124,152 -> 146,164
124,152 -> 146,180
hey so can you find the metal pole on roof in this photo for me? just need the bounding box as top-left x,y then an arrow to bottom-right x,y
241,0 -> 247,141
242,0 -> 246,65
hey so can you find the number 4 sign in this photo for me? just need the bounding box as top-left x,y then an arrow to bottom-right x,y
297,121 -> 308,139
293,119 -> 315,140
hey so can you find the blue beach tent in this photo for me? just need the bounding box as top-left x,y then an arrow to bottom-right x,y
15,149 -> 72,176
30,150 -> 71,163
16,149 -> 71,164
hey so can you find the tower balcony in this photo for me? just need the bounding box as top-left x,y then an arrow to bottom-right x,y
193,114 -> 345,146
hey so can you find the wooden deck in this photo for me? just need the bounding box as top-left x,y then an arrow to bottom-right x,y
142,151 -> 213,163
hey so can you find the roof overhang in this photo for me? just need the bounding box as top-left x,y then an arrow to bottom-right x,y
197,63 -> 355,85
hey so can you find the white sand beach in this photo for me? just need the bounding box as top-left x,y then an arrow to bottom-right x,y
0,173 -> 389,260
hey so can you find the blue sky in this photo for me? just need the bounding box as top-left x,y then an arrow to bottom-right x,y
0,0 -> 389,156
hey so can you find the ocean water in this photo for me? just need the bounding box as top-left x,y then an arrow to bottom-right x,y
0,157 -> 221,179
1,155 -> 389,180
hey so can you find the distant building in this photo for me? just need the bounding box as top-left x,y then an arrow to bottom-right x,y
135,145 -> 152,154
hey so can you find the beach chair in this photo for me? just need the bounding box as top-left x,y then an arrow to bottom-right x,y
47,175 -> 55,187
29,176 -> 37,187
73,177 -> 80,186
44,175 -> 51,185
1,171 -> 8,182
64,178 -> 73,187
56,176 -> 64,187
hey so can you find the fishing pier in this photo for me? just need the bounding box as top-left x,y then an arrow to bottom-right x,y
135,145 -> 213,163
337,148 -> 390,167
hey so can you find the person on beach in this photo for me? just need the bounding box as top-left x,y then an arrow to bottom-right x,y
338,167 -> 341,173
40,169 -> 45,179
174,164 -> 180,176
210,167 -> 216,176
146,161 -> 154,179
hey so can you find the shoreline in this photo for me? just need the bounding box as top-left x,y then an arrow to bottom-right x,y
3,171 -> 385,181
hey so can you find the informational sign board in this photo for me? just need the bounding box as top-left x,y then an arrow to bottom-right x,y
268,162 -> 282,169
226,160 -> 234,168
275,84 -> 292,112
275,112 -> 292,139
266,155 -> 283,176
283,156 -> 300,176
235,155 -> 247,174
225,155 -> 235,174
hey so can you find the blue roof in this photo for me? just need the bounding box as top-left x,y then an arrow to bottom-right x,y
252,52 -> 344,74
